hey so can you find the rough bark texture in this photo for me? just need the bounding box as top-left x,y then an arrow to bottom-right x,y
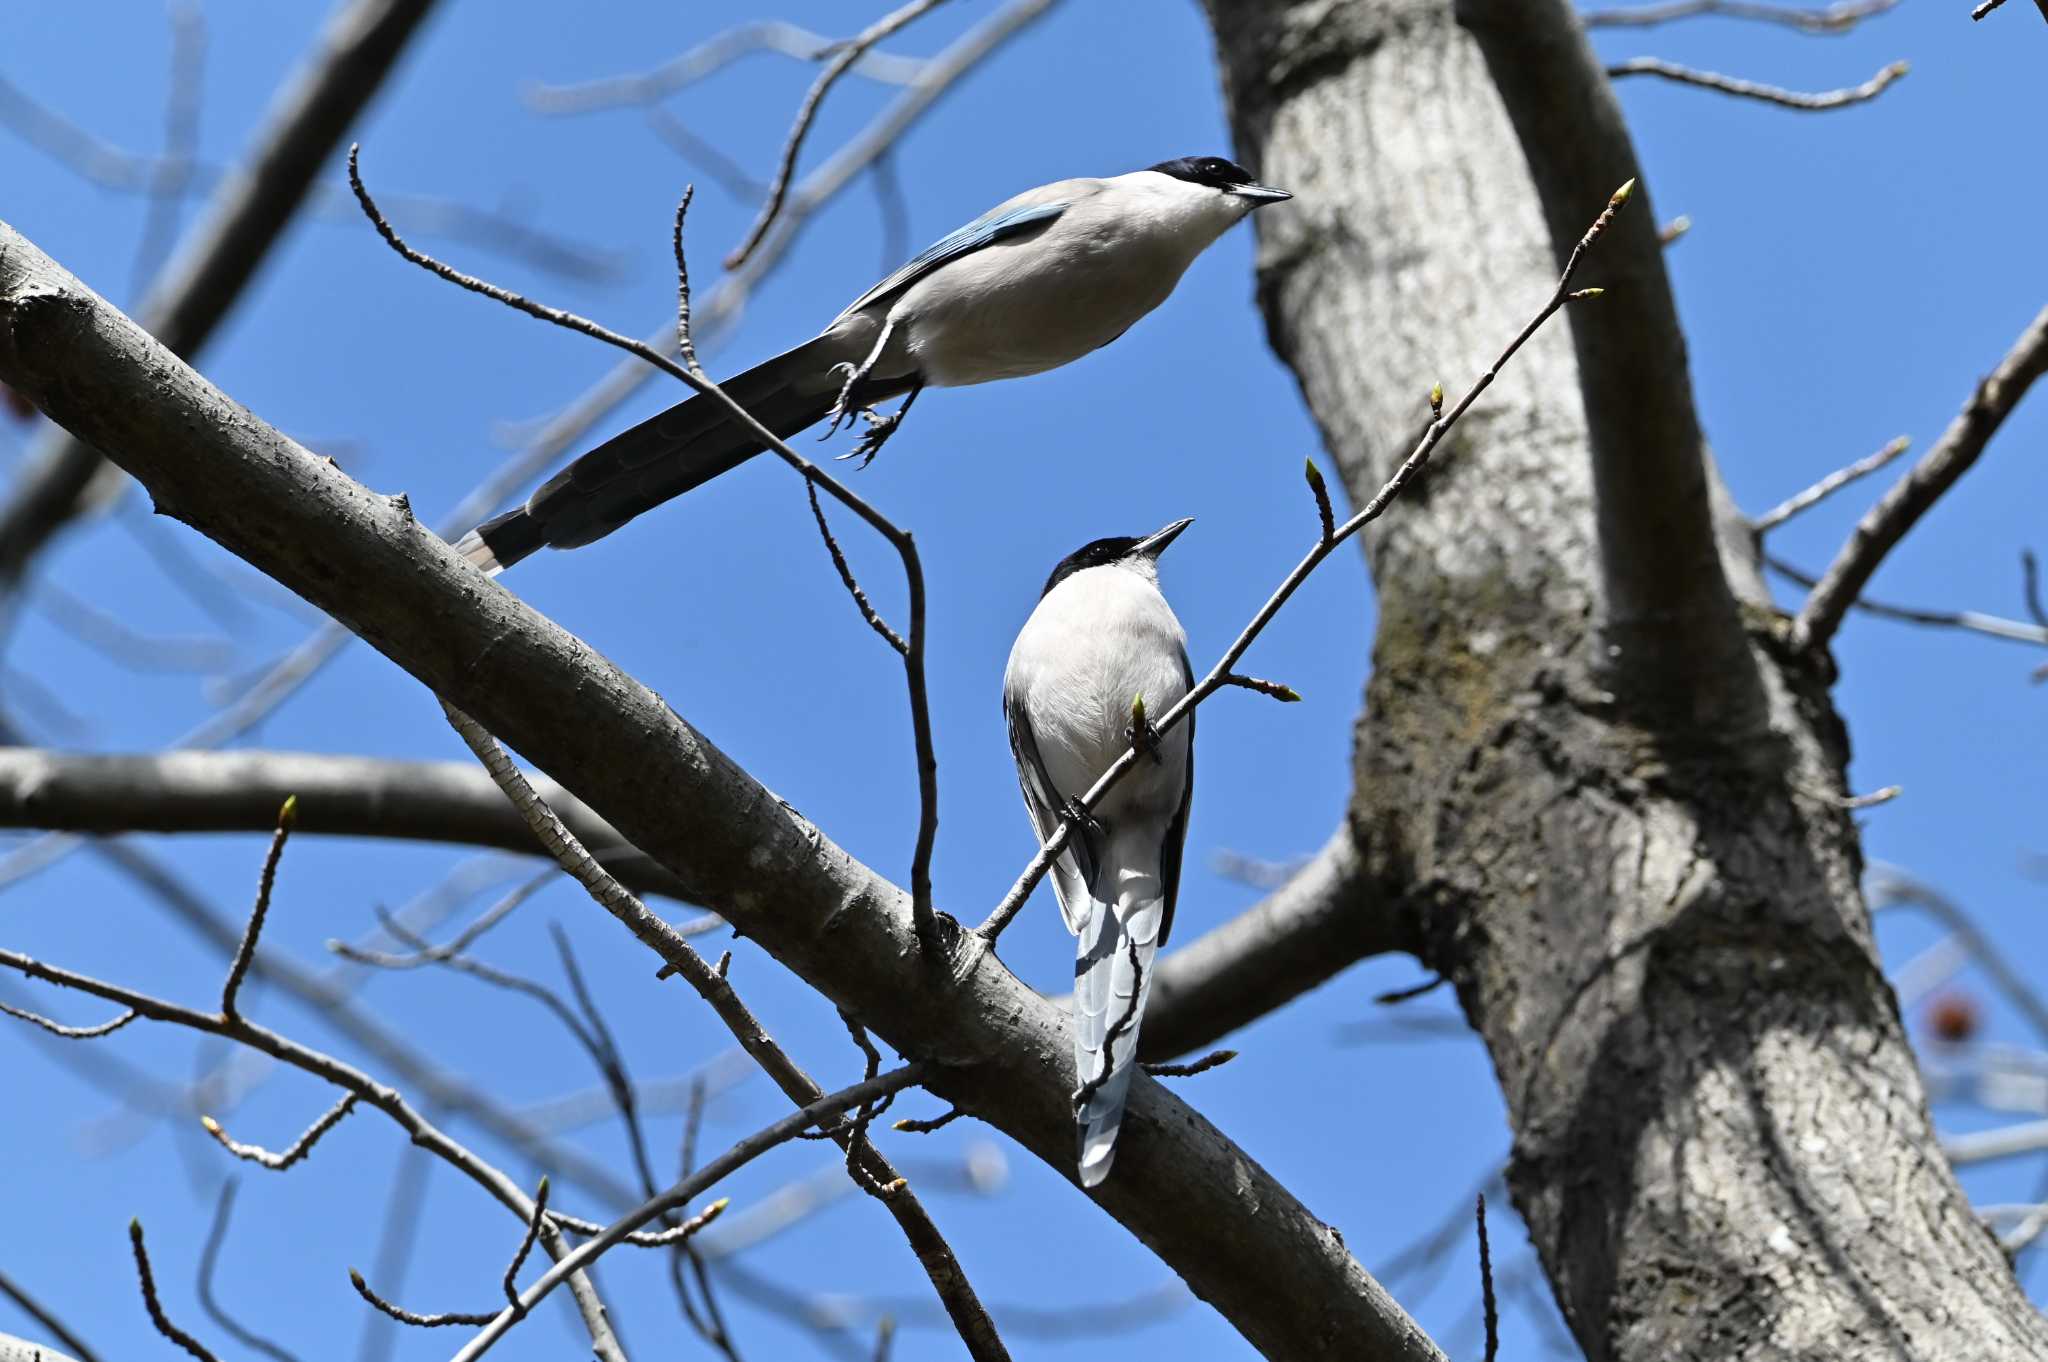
0,220 -> 1444,1362
1200,1 -> 2048,1359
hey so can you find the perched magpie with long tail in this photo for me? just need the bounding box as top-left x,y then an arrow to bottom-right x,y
1003,518 -> 1195,1187
454,158 -> 1288,573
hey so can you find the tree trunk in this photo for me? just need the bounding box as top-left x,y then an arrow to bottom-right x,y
1199,1 -> 2048,1358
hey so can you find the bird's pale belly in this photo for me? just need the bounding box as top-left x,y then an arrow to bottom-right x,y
898,240 -> 1183,387
1029,655 -> 1189,819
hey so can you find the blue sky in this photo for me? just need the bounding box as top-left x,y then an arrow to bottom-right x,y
2,1 -> 2044,1359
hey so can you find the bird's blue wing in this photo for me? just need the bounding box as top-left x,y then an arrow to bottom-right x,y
840,200 -> 1068,317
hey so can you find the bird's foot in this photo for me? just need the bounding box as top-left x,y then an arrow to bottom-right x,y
821,362 -> 865,440
840,404 -> 906,469
1060,797 -> 1103,841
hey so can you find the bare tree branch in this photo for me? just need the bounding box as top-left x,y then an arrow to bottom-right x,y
0,948 -> 625,1360
129,1221 -> 223,1362
0,1274 -> 100,1362
0,217 -> 1446,1362
1752,434 -> 1910,532
1764,555 -> 2048,649
523,20 -> 930,115
725,0 -> 956,270
196,1183 -> 302,1362
1793,303 -> 2048,651
1460,0 -> 1762,727
0,76 -> 619,281
0,0 -> 1059,909
450,1066 -> 925,1361
1581,0 -> 1898,32
131,2 -> 207,300
0,749 -> 700,902
201,1092 -> 359,1170
350,148 -> 947,951
438,701 -> 1007,1361
0,0 -> 446,596
1606,56 -> 1909,110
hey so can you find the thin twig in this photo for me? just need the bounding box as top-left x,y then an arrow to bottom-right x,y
324,871 -> 553,968
196,1183 -> 300,1362
1607,56 -> 1908,110
545,924 -> 736,1358
523,20 -> 929,115
502,1178 -> 549,1308
348,1270 -> 494,1328
1765,556 -> 2048,649
1793,304 -> 2048,651
2021,550 -> 2046,628
1141,1049 -> 1237,1080
222,794 -> 295,1018
0,998 -> 136,1037
980,179 -> 1637,942
892,1107 -> 965,1135
449,1067 -> 921,1361
808,477 -> 907,653
200,1092 -> 357,1170
1582,0 -> 1899,31
130,2 -> 206,300
1376,976 -> 1449,1006
352,148 -> 944,954
0,0 -> 1056,899
1303,457 -> 1334,544
1752,435 -> 1910,532
1476,1196 -> 1499,1362
0,950 -> 623,1358
724,0 -> 955,270
434,705 -> 1006,1360
1221,673 -> 1301,703
1867,865 -> 2048,1044
0,1269 -> 103,1362
130,1221 -> 223,1362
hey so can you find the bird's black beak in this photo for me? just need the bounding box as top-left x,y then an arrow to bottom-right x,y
1231,183 -> 1292,206
1134,517 -> 1194,559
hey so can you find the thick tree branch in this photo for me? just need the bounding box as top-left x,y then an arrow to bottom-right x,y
1139,827 -> 1411,1060
0,0 -> 444,593
1201,4 -> 2048,1357
1459,0 -> 1762,729
0,748 -> 696,901
1793,302 -> 2048,651
0,220 -> 1442,1362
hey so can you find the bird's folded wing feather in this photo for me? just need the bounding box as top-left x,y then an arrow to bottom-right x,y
838,199 -> 1069,319
1157,645 -> 1195,946
1005,698 -> 1096,934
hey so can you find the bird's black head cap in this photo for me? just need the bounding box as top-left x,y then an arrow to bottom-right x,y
1039,519 -> 1192,597
1041,536 -> 1142,597
1147,155 -> 1258,189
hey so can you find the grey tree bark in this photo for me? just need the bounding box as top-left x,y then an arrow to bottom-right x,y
1199,1 -> 2047,1359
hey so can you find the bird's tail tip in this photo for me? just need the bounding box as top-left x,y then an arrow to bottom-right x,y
450,529 -> 506,577
452,508 -> 543,577
1077,1122 -> 1119,1188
